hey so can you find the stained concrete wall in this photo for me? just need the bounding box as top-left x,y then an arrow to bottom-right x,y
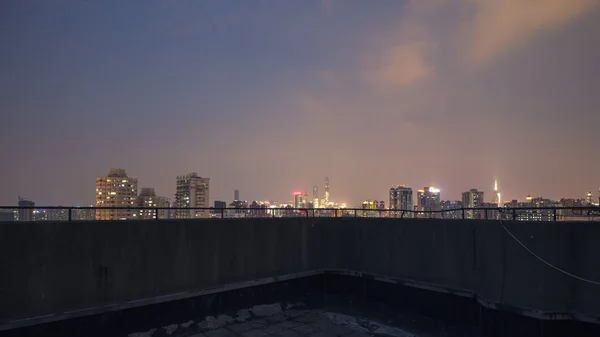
1,218 -> 599,326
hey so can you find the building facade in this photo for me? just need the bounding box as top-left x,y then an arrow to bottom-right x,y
440,200 -> 463,219
95,169 -> 138,220
17,197 -> 34,221
389,186 -> 413,217
416,187 -> 441,218
462,188 -> 484,219
174,173 -> 210,218
135,187 -> 168,219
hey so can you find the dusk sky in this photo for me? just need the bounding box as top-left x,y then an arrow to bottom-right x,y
1,0 -> 599,206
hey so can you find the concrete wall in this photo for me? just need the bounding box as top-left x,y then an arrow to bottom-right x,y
1,218 -> 600,326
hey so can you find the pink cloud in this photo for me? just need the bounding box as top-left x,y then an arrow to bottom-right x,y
465,0 -> 598,64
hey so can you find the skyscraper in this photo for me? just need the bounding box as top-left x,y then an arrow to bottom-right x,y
293,192 -> 302,209
175,173 -> 210,218
312,185 -> 319,208
324,177 -> 330,205
389,186 -> 413,217
95,168 -> 138,220
462,189 -> 484,219
492,180 -> 500,207
416,187 -> 441,218
234,189 -> 240,201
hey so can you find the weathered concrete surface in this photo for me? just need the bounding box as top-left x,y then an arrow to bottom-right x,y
1,218 -> 599,328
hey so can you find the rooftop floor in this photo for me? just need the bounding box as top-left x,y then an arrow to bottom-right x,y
128,296 -> 473,337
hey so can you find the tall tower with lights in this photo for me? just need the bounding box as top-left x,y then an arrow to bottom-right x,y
324,177 -> 330,205
492,180 -> 501,207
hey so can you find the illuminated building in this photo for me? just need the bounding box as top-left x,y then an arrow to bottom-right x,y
312,186 -> 319,208
18,197 -> 34,221
72,206 -> 95,221
586,191 -> 593,205
324,177 -> 330,205
361,200 -> 379,217
492,180 -> 500,207
389,186 -> 413,217
440,200 -> 463,219
175,173 -> 210,218
417,186 -> 441,218
135,188 -> 168,219
294,192 -> 302,209
95,169 -> 138,220
462,189 -> 484,219
362,200 -> 376,210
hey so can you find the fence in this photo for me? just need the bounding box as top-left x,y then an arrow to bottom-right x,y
0,206 -> 599,221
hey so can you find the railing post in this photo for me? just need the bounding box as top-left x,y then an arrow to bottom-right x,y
485,209 -> 488,220
155,208 -> 159,220
354,209 -> 357,217
335,209 -> 338,217
512,208 -> 517,221
68,208 -> 72,222
553,208 -> 557,222
221,208 -> 224,219
462,208 -> 465,219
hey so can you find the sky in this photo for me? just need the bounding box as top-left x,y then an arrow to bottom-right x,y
1,0 -> 599,206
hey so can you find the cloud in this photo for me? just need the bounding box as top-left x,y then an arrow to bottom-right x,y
362,0 -> 447,88
466,0 -> 598,64
365,42 -> 434,87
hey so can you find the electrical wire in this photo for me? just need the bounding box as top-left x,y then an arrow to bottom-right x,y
499,220 -> 600,286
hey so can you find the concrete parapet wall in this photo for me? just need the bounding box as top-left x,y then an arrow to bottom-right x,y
1,218 -> 599,328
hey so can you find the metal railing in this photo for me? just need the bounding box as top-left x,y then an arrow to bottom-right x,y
0,206 -> 599,221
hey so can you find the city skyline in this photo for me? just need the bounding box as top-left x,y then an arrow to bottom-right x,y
8,167 -> 599,209
2,1 -> 600,206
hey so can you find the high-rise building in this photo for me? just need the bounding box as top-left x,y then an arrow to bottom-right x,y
135,188 -> 168,219
441,200 -> 463,219
95,169 -> 138,220
462,189 -> 484,208
313,185 -> 318,199
389,186 -> 413,217
234,189 -> 240,201
492,180 -> 501,207
175,173 -> 210,218
214,200 -> 226,209
416,187 -> 441,218
18,197 -> 34,221
462,189 -> 484,219
324,177 -> 330,205
294,192 -> 303,209
586,191 -> 593,205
